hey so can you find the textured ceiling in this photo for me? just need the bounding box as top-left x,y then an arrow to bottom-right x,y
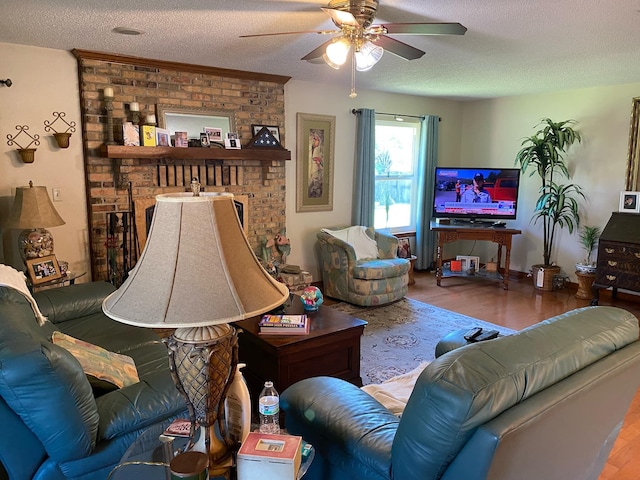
2,0 -> 640,100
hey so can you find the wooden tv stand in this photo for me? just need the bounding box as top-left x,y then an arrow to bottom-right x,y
430,221 -> 522,290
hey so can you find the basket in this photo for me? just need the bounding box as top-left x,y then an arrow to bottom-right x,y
531,264 -> 561,291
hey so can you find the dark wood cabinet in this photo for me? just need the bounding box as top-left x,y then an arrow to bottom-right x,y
232,299 -> 367,404
592,212 -> 640,303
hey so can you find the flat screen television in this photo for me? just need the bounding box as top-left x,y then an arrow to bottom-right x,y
433,167 -> 520,223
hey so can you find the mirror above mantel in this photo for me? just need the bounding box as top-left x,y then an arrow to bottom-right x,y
156,104 -> 236,140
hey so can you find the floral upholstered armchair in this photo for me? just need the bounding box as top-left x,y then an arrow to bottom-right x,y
316,226 -> 409,306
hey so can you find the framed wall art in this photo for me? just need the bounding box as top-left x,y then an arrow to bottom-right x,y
26,254 -> 62,285
296,113 -> 335,212
619,191 -> 640,213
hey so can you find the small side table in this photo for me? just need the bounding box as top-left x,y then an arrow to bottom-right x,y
31,271 -> 86,292
407,255 -> 417,285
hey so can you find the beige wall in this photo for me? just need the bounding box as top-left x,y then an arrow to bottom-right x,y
459,85 -> 636,280
0,43 -> 89,276
2,41 -> 638,284
283,80 -> 463,278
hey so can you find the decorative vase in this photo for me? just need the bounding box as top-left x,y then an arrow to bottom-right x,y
531,264 -> 561,291
224,363 -> 251,444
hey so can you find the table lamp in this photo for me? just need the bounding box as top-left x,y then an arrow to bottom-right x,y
5,181 -> 65,264
102,188 -> 289,472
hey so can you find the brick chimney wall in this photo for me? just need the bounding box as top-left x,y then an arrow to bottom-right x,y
73,51 -> 289,282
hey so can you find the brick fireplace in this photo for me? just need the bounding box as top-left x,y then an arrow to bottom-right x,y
73,50 -> 290,282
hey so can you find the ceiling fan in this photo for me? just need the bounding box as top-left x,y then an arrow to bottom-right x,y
240,0 -> 466,97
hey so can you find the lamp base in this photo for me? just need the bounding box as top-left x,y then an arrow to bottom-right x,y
19,228 -> 55,264
165,324 -> 238,471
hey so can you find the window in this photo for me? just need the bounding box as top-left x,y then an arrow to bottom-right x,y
374,118 -> 420,232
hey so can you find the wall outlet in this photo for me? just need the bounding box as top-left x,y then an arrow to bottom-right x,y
52,188 -> 62,202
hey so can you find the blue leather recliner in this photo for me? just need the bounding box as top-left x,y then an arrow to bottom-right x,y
282,306 -> 640,480
0,282 -> 187,479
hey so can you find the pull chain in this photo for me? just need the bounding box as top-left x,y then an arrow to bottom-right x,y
349,51 -> 357,98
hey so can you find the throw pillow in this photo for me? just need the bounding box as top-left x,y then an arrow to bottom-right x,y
51,331 -> 139,389
322,226 -> 379,260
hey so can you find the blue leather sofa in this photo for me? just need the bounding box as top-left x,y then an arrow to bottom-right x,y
281,306 -> 640,480
0,282 -> 187,479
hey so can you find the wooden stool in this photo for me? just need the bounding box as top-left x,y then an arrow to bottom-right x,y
408,255 -> 417,285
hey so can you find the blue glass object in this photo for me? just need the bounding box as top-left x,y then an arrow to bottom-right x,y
300,286 -> 323,311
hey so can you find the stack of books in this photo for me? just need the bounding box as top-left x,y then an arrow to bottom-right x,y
258,314 -> 309,335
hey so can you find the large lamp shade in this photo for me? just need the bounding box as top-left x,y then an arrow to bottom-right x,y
102,192 -> 289,327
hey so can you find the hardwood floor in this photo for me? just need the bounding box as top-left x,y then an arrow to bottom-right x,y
406,270 -> 640,480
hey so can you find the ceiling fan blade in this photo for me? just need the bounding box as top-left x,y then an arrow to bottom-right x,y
321,7 -> 359,27
240,29 -> 336,38
374,36 -> 425,61
301,38 -> 335,61
381,22 -> 467,36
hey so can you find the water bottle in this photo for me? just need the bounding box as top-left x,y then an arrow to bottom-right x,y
258,381 -> 280,434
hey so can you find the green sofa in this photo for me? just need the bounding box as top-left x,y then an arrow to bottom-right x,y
0,281 -> 187,479
282,306 -> 640,480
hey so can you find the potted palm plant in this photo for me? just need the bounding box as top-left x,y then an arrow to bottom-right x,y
576,225 -> 601,274
575,225 -> 601,299
515,118 -> 585,291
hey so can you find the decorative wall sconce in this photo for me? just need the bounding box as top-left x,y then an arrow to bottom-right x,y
44,111 -> 76,148
6,125 -> 40,163
104,87 -> 116,145
0,79 -> 12,87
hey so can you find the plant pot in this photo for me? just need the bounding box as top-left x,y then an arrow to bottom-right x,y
53,132 -> 71,148
531,264 -> 561,291
17,148 -> 36,163
575,270 -> 596,300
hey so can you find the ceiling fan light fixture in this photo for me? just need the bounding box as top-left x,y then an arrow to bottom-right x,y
324,38 -> 351,68
355,41 -> 383,71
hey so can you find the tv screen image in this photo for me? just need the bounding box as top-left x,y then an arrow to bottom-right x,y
433,167 -> 520,222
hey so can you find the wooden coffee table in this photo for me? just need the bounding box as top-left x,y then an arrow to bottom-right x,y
233,297 -> 367,400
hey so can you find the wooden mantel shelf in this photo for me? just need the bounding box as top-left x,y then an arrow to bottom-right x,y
101,144 -> 291,162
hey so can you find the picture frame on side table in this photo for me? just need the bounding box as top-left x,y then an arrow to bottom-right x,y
26,254 -> 62,285
296,113 -> 335,212
619,191 -> 640,213
397,238 -> 411,258
456,255 -> 480,273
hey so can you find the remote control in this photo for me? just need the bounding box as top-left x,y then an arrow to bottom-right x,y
475,329 -> 499,342
464,327 -> 483,342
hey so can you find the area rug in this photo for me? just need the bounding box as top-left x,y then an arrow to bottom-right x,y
331,297 -> 516,384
